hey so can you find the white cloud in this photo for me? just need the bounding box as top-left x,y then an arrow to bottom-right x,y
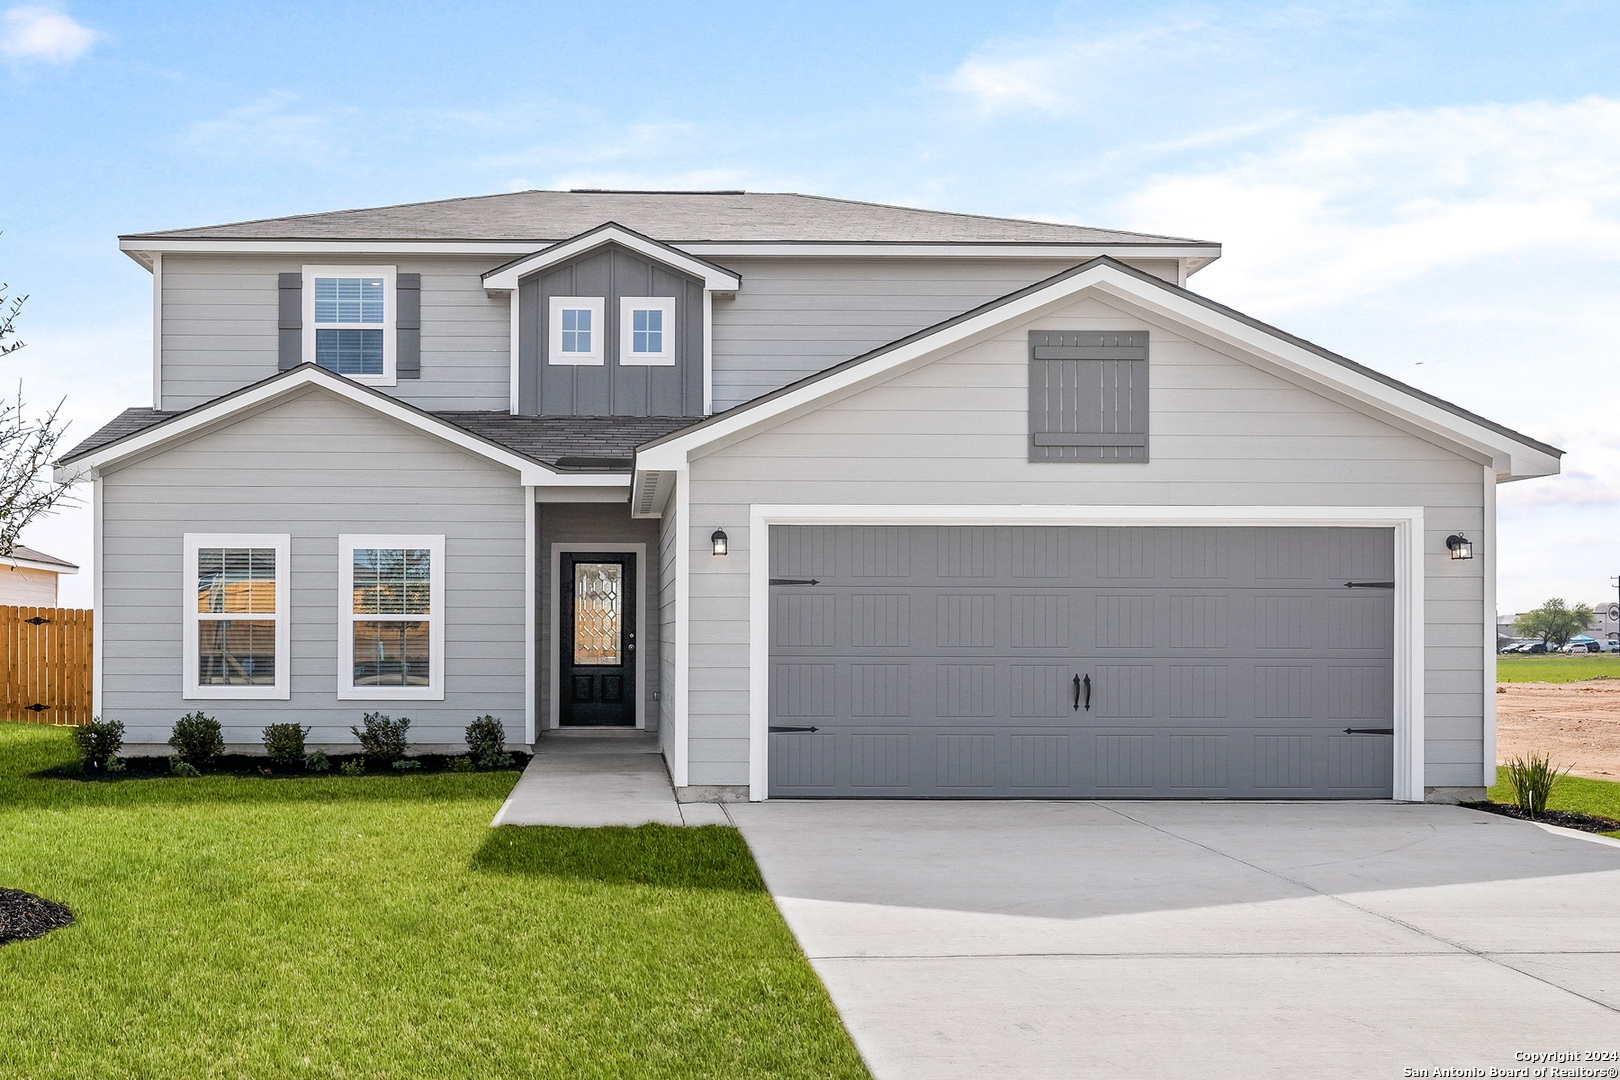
1,5 -> 97,63
181,93 -> 336,159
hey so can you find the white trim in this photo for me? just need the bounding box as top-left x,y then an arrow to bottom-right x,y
548,296 -> 604,365
1482,463 -> 1498,788
53,365 -> 621,488
672,471 -> 690,785
151,252 -> 163,411
480,226 -> 743,292
636,261 -> 1559,482
619,297 -> 676,366
702,290 -> 713,416
547,543 -> 647,730
183,532 -> 291,701
508,289 -> 521,414
91,474 -> 103,718
336,534 -> 445,701
302,265 -> 397,386
524,487 -> 537,745
744,505 -> 1427,803
123,237 -> 1220,270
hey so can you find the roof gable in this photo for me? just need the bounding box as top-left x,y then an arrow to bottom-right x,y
481,222 -> 741,292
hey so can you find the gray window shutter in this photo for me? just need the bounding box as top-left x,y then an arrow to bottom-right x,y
277,273 -> 302,370
396,273 -> 421,379
1028,330 -> 1148,463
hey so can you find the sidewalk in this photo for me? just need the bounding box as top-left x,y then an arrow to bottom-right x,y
490,732 -> 730,827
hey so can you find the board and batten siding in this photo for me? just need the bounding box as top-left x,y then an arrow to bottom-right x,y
159,253 -> 511,412
707,257 -> 1183,411
682,292 -> 1489,790
98,389 -> 528,748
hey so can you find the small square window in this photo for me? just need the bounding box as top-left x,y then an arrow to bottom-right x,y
549,297 -> 605,365
619,297 -> 676,366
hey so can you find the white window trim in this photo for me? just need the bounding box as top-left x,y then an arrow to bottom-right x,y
337,534 -> 445,701
619,297 -> 676,366
183,532 -> 291,701
548,296 -> 605,365
302,265 -> 397,386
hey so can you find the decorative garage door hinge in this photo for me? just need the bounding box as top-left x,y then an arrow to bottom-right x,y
1342,581 -> 1395,589
1342,727 -> 1395,735
768,578 -> 820,586
768,726 -> 820,733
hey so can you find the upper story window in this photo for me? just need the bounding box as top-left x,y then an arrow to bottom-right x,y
548,296 -> 605,365
302,265 -> 396,384
620,297 -> 676,366
183,533 -> 291,700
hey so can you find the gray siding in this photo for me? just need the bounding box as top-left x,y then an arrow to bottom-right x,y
160,253 -> 511,411
536,502 -> 662,729
684,292 -> 1488,789
99,388 -> 528,748
517,245 -> 704,417
708,257 -> 1183,411
659,496 -> 680,761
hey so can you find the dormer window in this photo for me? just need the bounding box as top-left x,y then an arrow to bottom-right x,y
549,297 -> 604,365
302,265 -> 396,384
620,298 -> 676,366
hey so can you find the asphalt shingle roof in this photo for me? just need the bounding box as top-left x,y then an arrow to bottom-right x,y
59,407 -> 701,471
121,190 -> 1213,247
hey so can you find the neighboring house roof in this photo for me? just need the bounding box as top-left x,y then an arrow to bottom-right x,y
5,546 -> 78,575
54,365 -> 692,486
635,256 -> 1561,500
56,368 -> 700,480
119,190 -> 1213,248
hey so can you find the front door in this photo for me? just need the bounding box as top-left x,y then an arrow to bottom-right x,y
559,552 -> 637,726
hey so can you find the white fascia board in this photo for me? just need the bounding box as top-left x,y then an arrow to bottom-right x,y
53,366 -> 611,488
4,558 -> 78,575
481,227 -> 741,292
636,262 -> 1558,480
1080,276 -> 1562,481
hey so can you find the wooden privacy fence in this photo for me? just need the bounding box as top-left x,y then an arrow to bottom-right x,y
2,606 -> 93,726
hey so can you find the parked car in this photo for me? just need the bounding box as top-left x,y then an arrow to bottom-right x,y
1563,640 -> 1602,654
1501,641 -> 1548,654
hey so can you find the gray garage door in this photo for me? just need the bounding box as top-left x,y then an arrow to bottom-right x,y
768,526 -> 1394,798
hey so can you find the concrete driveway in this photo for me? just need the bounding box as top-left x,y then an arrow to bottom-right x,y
729,801 -> 1620,1080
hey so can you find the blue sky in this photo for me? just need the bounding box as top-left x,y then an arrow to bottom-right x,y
4,1 -> 1619,612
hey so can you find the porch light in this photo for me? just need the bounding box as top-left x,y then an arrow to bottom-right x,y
711,529 -> 729,556
1446,534 -> 1473,561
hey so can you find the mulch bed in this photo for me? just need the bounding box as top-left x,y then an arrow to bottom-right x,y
0,888 -> 74,945
43,752 -> 531,782
1465,801 -> 1620,834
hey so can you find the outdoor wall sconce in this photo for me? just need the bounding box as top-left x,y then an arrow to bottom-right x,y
1446,534 -> 1473,560
711,529 -> 729,556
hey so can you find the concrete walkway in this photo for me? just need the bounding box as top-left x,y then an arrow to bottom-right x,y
730,800 -> 1620,1080
491,733 -> 729,827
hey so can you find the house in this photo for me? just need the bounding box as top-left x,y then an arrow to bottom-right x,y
0,545 -> 79,606
56,190 -> 1560,803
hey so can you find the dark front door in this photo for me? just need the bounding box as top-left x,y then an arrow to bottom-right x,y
559,552 -> 636,727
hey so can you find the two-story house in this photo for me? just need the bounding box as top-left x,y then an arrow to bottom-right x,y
58,190 -> 1560,803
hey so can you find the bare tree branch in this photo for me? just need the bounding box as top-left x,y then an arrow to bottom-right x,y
0,244 -> 72,557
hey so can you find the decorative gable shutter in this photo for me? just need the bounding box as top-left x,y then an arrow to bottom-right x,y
1028,330 -> 1149,463
396,273 -> 421,379
277,273 -> 302,370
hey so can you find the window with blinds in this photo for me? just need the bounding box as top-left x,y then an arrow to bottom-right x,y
1028,330 -> 1149,463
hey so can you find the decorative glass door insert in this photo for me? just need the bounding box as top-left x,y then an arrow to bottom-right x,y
573,562 -> 623,665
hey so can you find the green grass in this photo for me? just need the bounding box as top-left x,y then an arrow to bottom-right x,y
1496,652 -> 1620,683
1488,765 -> 1620,838
0,723 -> 868,1080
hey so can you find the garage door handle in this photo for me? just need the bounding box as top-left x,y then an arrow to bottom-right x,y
1074,674 -> 1091,712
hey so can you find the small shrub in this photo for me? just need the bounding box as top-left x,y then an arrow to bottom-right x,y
73,718 -> 125,770
168,756 -> 201,778
304,749 -> 331,773
1505,752 -> 1569,817
169,711 -> 225,766
350,712 -> 410,765
390,759 -> 422,771
105,757 -> 127,775
339,758 -> 365,777
262,723 -> 310,767
447,755 -> 475,773
465,715 -> 510,768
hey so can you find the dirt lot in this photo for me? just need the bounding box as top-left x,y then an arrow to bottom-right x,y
1496,678 -> 1620,780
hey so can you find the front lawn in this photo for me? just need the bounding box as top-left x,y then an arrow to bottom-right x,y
0,723 -> 867,1079
1496,653 -> 1620,683
1487,766 -> 1620,839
